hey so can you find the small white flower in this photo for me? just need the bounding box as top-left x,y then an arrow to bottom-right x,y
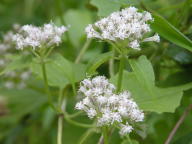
20,71 -> 31,80
111,112 -> 122,124
97,112 -> 112,126
75,101 -> 85,110
17,82 -> 26,89
119,123 -> 133,136
143,34 -> 160,42
4,81 -> 14,89
97,96 -> 107,104
129,40 -> 140,50
87,108 -> 97,119
108,94 -> 119,105
0,59 -> 5,66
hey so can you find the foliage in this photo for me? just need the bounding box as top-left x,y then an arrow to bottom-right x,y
0,0 -> 192,144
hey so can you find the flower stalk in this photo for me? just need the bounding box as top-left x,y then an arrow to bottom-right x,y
103,127 -> 109,144
40,57 -> 56,111
117,54 -> 126,92
57,114 -> 63,144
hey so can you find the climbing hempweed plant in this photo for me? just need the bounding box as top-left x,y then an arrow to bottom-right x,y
1,3 -> 192,144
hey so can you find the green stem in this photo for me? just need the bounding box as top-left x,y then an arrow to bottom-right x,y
117,54 -> 125,92
55,0 -> 65,25
45,46 -> 54,58
58,87 -> 63,108
68,111 -> 83,118
102,127 -> 109,144
109,50 -> 115,77
64,112 -> 93,128
40,58 -> 56,111
57,115 -> 63,144
72,83 -> 77,96
107,41 -> 122,55
75,39 -> 92,64
78,128 -> 94,144
126,135 -> 133,144
57,87 -> 64,144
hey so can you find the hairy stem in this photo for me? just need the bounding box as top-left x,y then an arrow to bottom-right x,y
55,0 -> 65,24
57,87 -> 64,144
109,50 -> 115,77
164,104 -> 192,144
58,87 -> 63,108
57,114 -> 63,144
117,55 -> 125,92
41,59 -> 56,111
78,128 -> 94,144
72,83 -> 77,96
67,111 -> 83,118
126,135 -> 133,144
75,39 -> 92,64
102,127 -> 108,144
107,41 -> 122,55
64,112 -> 93,128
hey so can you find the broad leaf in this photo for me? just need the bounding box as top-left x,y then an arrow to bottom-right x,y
165,46 -> 192,64
173,132 -> 192,144
121,139 -> 139,144
111,56 -> 192,113
87,51 -> 114,75
151,13 -> 192,51
31,54 -> 86,87
0,54 -> 33,75
0,89 -> 46,124
64,10 -> 92,47
90,0 -> 139,17
90,0 -> 121,17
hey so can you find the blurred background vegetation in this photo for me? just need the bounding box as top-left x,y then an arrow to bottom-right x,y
0,0 -> 192,144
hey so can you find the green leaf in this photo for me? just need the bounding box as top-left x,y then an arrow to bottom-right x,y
31,60 -> 69,88
0,54 -> 33,75
90,0 -> 138,17
64,10 -> 92,47
151,13 -> 192,51
31,53 -> 86,87
0,88 -> 46,124
90,0 -> 121,17
111,56 -> 192,113
121,139 -> 139,144
173,132 -> 192,144
165,46 -> 192,64
87,51 -> 114,75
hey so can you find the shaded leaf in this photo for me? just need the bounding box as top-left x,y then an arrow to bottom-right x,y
0,54 -> 33,75
0,89 -> 46,124
173,132 -> 192,144
64,10 -> 92,47
111,56 -> 192,113
151,13 -> 192,51
90,0 -> 140,17
121,139 -> 139,144
87,51 -> 114,75
90,0 -> 121,17
31,53 -> 86,87
166,45 -> 192,64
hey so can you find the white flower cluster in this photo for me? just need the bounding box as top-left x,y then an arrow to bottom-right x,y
0,24 -> 20,67
12,23 -> 67,50
85,7 -> 160,50
3,70 -> 31,89
0,31 -> 15,55
75,76 -> 144,136
0,24 -> 31,89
